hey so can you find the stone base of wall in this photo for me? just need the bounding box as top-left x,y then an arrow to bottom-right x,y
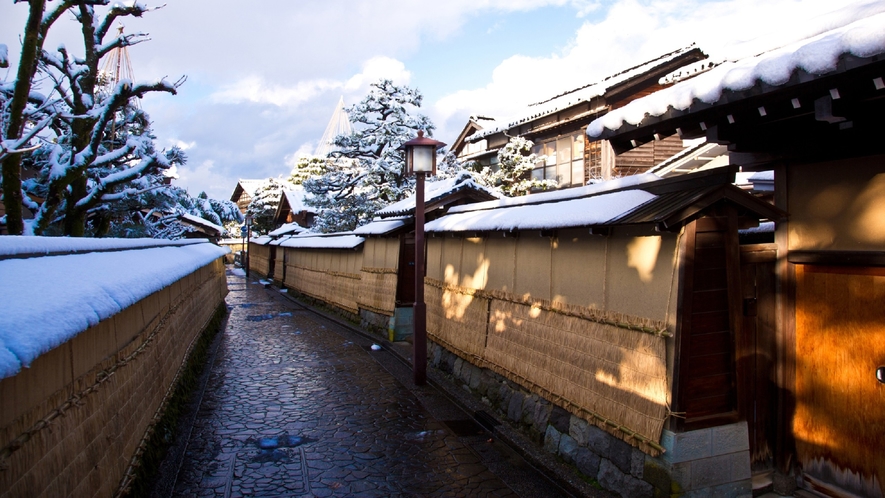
659,423 -> 752,497
429,342 -> 753,498
359,308 -> 391,337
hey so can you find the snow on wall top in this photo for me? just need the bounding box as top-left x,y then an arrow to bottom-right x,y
268,222 -> 307,237
425,189 -> 657,233
251,235 -> 274,246
0,239 -> 228,380
470,46 -> 699,142
352,218 -> 408,236
277,233 -> 364,250
447,173 -> 660,215
376,171 -> 500,217
0,236 -> 208,258
587,4 -> 885,137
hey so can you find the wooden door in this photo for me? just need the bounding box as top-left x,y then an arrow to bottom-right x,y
676,212 -> 742,428
794,265 -> 885,498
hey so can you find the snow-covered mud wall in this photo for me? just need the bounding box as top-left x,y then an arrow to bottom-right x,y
0,238 -> 228,497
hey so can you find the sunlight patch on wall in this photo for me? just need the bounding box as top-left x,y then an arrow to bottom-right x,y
626,236 -> 661,283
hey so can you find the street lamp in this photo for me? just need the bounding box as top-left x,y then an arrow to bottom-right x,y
400,130 -> 446,386
244,214 -> 253,278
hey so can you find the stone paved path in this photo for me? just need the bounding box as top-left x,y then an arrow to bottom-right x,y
160,269 -> 567,497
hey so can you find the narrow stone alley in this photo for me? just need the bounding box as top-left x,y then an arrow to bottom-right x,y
150,268 -> 582,497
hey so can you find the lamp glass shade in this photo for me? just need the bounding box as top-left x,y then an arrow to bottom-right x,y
410,145 -> 435,173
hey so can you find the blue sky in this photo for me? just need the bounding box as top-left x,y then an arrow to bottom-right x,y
1,0 -> 846,201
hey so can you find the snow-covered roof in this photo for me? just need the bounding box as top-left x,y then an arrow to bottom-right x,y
277,233 -> 365,250
352,217 -> 408,236
426,168 -> 784,234
281,188 -> 316,214
234,179 -> 266,198
178,213 -> 224,235
447,173 -> 660,215
0,238 -> 228,379
426,190 -> 657,233
376,171 -> 501,217
268,222 -> 308,237
587,6 -> 885,137
470,45 -> 703,142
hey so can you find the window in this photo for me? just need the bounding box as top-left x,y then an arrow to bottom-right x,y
531,132 -> 585,187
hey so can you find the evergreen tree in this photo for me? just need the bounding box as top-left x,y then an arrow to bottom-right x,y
472,136 -> 556,197
2,2 -> 185,236
245,178 -> 289,234
288,156 -> 332,185
304,79 -> 434,232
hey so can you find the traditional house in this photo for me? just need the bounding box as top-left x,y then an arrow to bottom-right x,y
229,179 -> 267,214
273,188 -> 316,229
586,5 -> 885,497
450,46 -> 708,187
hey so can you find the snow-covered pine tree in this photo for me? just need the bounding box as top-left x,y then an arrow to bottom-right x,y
304,79 -> 434,232
288,156 -> 332,185
245,178 -> 289,235
2,2 -> 185,236
472,136 -> 556,197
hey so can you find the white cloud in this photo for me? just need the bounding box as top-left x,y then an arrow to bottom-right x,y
168,139 -> 196,151
175,159 -> 233,198
344,57 -> 412,92
208,56 -> 411,109
431,0 -> 846,128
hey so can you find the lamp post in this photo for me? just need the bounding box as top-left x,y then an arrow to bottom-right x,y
400,130 -> 446,386
245,215 -> 253,278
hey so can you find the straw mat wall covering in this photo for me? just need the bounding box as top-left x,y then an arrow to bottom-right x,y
0,260 -> 227,498
249,244 -> 271,277
358,268 -> 397,315
426,280 -> 490,361
286,265 -> 360,314
425,278 -> 669,454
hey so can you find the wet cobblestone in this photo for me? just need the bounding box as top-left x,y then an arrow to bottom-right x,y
164,269 -> 564,497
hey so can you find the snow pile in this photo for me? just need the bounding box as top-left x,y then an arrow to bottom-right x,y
588,8 -> 885,137
0,240 -> 228,379
426,190 -> 656,233
376,171 -> 500,217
